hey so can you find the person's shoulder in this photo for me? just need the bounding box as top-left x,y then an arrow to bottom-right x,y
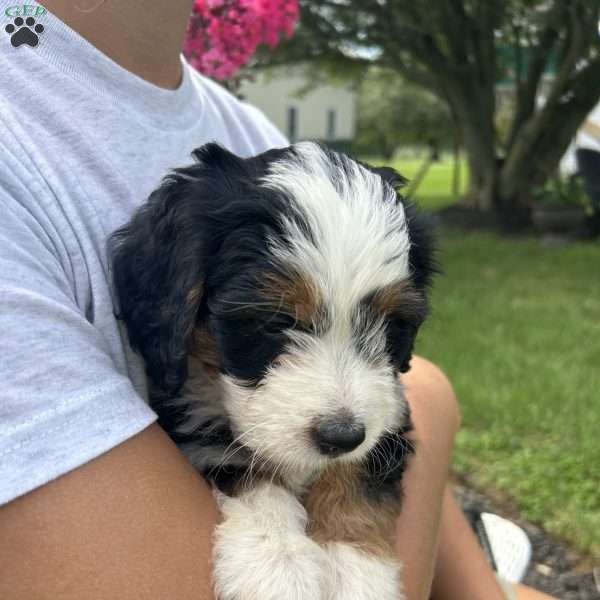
186,66 -> 288,154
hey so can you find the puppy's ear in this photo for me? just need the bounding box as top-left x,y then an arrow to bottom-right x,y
369,164 -> 438,373
369,165 -> 408,190
403,200 -> 437,292
369,164 -> 437,292
110,143 -> 244,397
399,199 -> 437,373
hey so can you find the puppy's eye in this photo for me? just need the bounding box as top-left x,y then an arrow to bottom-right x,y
385,315 -> 418,371
261,314 -> 297,335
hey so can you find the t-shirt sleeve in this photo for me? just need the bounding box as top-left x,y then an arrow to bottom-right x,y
0,188 -> 156,505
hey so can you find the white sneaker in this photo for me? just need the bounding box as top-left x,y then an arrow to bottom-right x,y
480,512 -> 532,583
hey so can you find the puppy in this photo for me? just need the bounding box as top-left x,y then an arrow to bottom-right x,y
110,142 -> 436,600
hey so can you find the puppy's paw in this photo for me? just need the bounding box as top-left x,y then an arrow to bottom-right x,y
219,483 -> 309,533
324,542 -> 403,600
214,483 -> 328,600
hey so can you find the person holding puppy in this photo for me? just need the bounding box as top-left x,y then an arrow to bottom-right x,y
0,2 -> 555,599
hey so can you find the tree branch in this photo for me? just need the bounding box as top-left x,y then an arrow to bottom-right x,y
505,2 -> 563,150
500,57 -> 600,202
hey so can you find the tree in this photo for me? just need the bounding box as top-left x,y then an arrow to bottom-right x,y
356,68 -> 455,160
266,0 -> 600,214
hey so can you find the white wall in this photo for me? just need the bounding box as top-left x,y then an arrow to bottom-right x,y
240,69 -> 356,142
560,102 -> 600,174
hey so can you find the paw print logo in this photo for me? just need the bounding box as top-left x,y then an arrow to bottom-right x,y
5,16 -> 44,48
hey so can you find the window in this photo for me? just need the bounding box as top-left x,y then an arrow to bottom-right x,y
287,106 -> 298,143
326,109 -> 336,141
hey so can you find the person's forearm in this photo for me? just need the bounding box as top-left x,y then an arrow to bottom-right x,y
394,357 -> 461,600
0,424 -> 217,600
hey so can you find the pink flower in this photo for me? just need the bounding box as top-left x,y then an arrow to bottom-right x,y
183,0 -> 299,80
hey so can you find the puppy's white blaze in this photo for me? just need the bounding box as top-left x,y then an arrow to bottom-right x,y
222,327 -> 406,479
263,141 -> 411,311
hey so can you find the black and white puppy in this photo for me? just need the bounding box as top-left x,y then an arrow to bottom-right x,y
110,141 -> 436,600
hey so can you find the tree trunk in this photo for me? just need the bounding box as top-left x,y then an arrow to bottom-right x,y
466,159 -> 497,210
498,65 -> 600,209
458,118 -> 497,210
444,77 -> 498,210
451,140 -> 461,203
436,49 -> 600,213
450,77 -> 600,213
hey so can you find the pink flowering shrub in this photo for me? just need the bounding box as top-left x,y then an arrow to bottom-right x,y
183,0 -> 299,80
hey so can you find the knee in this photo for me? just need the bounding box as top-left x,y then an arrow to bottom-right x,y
402,356 -> 461,437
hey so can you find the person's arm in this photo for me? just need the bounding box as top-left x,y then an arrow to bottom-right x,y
0,174 -> 217,597
0,424 -> 218,600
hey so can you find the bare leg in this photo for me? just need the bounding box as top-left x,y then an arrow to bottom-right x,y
395,356 -> 463,600
398,357 -> 557,600
514,584 -> 558,600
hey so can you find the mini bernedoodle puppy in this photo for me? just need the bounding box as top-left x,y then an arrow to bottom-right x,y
110,141 -> 436,600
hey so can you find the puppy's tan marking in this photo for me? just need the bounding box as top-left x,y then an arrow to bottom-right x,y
369,280 -> 425,321
186,282 -> 204,307
190,327 -> 220,373
182,283 -> 205,342
260,270 -> 322,326
304,463 -> 399,558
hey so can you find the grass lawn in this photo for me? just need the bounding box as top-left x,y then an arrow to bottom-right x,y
417,230 -> 600,557
365,153 -> 468,210
363,154 -> 600,557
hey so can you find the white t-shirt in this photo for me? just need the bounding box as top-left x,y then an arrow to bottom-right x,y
0,2 -> 287,504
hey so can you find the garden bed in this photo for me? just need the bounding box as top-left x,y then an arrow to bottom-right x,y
456,482 -> 600,599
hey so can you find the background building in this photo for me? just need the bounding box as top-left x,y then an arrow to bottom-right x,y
240,67 -> 356,145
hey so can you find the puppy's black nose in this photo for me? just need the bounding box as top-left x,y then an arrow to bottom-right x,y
312,416 -> 366,456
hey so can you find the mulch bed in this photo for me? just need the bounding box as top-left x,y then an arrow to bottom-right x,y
433,205 -> 534,234
455,482 -> 600,599
433,204 -> 600,239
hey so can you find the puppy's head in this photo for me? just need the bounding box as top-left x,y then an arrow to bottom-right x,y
111,142 -> 436,476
